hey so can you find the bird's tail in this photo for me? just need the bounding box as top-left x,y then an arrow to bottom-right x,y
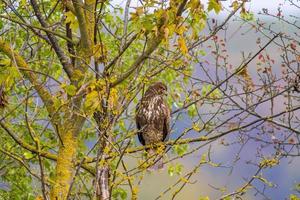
147,148 -> 164,171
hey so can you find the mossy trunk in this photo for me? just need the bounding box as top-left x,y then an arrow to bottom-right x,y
50,127 -> 78,200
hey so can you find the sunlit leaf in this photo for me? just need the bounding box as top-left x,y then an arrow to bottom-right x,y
208,0 -> 222,14
178,37 -> 188,55
290,194 -> 300,200
64,85 -> 77,96
24,152 -> 34,159
65,11 -> 79,31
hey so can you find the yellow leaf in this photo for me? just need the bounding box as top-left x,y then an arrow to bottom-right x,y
152,26 -> 158,37
132,186 -> 139,198
130,12 -> 139,21
72,69 -> 84,80
178,37 -> 188,55
231,1 -> 239,11
64,85 -> 77,96
175,25 -> 187,36
84,90 -> 101,115
65,11 -> 78,31
53,97 -> 63,110
200,153 -> 207,164
236,67 -> 248,76
136,7 -> 144,16
290,194 -> 300,200
208,161 -> 220,167
20,0 -> 27,7
163,27 -> 169,40
192,123 -> 202,132
93,44 -> 102,59
93,44 -> 107,62
188,0 -> 201,11
0,58 -> 11,66
130,7 -> 144,20
259,158 -> 279,168
103,146 -> 110,154
208,0 -> 222,14
35,196 -> 43,200
199,196 -> 210,200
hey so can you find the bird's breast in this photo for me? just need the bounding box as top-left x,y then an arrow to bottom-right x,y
140,96 -> 164,121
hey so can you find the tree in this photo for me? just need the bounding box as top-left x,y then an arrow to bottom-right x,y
0,0 -> 299,199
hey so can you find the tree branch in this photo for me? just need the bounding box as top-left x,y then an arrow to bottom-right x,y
0,121 -> 95,175
0,15 -> 74,44
111,0 -> 190,87
0,121 -> 57,161
72,0 -> 92,51
104,33 -> 138,72
173,33 -> 281,114
111,36 -> 162,87
0,38 -> 55,116
30,0 -> 74,79
63,0 -> 76,14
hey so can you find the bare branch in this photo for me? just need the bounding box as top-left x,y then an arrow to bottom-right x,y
30,0 -> 74,79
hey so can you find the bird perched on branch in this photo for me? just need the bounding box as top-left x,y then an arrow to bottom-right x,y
135,82 -> 171,170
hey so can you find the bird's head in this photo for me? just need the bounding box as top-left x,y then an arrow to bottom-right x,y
147,82 -> 168,97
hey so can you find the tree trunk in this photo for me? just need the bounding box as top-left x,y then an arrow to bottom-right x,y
96,165 -> 110,200
93,110 -> 112,200
50,130 -> 78,200
95,136 -> 111,200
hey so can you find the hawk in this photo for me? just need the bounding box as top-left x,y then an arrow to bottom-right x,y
135,82 -> 171,170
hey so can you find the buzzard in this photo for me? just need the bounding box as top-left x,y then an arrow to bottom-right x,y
135,82 -> 171,170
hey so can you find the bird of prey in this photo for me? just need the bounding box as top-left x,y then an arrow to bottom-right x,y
135,82 -> 171,170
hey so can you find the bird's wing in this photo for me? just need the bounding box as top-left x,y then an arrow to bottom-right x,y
136,102 -> 146,145
162,103 -> 171,142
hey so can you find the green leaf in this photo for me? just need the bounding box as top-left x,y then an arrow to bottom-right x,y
200,153 -> 207,164
187,104 -> 197,117
198,50 -> 206,56
112,188 -> 127,200
0,58 -> 20,87
168,165 -> 175,176
167,164 -> 184,177
64,85 -> 77,96
208,0 -> 222,14
173,144 -> 189,156
202,84 -> 222,99
24,152 -> 34,159
175,163 -> 183,175
192,122 -> 202,132
240,11 -> 254,21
